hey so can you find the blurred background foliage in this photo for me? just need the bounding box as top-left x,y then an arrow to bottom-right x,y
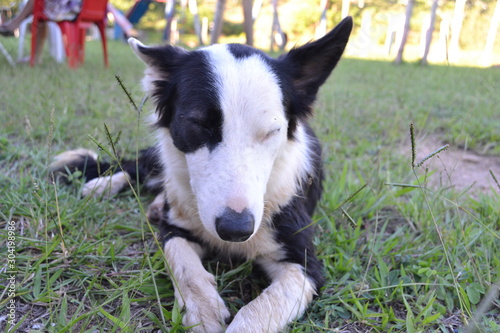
1,0 -> 499,64
103,1 -> 499,55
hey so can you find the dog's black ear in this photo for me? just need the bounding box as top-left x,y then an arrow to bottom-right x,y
128,38 -> 153,65
128,38 -> 188,72
281,17 -> 352,109
128,39 -> 189,128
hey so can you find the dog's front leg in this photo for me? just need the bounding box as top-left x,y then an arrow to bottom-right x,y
227,259 -> 316,333
163,237 -> 230,332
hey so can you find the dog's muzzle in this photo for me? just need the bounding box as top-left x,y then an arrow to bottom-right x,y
215,207 -> 255,242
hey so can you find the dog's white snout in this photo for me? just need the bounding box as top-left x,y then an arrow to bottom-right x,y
226,196 -> 249,213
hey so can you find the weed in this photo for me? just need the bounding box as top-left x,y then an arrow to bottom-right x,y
0,39 -> 499,332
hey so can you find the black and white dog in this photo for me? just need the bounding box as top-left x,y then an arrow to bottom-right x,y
52,17 -> 352,332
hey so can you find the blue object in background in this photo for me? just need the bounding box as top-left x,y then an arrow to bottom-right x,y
114,0 -> 153,40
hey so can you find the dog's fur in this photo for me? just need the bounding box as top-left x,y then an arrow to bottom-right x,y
52,17 -> 352,332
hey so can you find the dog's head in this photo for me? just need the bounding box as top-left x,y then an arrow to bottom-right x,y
129,18 -> 352,243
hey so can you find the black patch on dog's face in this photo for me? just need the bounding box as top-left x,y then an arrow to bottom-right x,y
141,16 -> 352,150
170,51 -> 223,153
143,47 -> 223,153
227,43 -> 266,59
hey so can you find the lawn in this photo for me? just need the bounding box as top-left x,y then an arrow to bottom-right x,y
0,38 -> 499,332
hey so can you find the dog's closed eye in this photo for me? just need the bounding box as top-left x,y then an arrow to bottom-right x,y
188,117 -> 212,130
261,127 -> 281,142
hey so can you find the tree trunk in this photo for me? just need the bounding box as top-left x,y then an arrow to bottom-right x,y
211,0 -> 226,44
395,0 -> 415,64
202,17 -> 208,44
341,0 -> 350,19
252,0 -> 264,22
270,0 -> 286,51
449,0 -> 466,63
242,0 -> 254,46
482,0 -> 500,66
421,0 -> 439,65
317,0 -> 329,38
164,0 -> 176,43
188,0 -> 203,45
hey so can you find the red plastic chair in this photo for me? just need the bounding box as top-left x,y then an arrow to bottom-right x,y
30,0 -> 109,68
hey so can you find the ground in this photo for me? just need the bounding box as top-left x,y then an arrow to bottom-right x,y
0,38 -> 498,331
408,135 -> 500,196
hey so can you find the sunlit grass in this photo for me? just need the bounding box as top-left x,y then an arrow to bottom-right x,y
1,38 -> 499,332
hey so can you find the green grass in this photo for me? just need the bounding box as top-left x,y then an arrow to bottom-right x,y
1,38 -> 499,332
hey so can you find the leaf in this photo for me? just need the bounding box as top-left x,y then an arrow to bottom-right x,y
172,299 -> 182,324
59,297 -> 68,327
377,257 -> 389,287
119,292 -> 131,325
466,283 -> 483,305
99,307 -> 127,329
459,285 -> 471,309
469,282 -> 485,294
33,265 -> 42,298
444,292 -> 454,312
421,312 -> 442,325
401,292 -> 415,333
406,310 -> 415,333
336,306 -> 351,319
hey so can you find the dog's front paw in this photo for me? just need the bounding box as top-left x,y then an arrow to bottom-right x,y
182,291 -> 230,333
178,271 -> 230,333
226,305 -> 268,333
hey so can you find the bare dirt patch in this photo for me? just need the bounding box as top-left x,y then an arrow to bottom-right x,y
404,136 -> 500,197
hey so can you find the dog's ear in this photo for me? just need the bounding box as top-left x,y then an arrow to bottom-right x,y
128,38 -> 152,64
128,38 -> 189,128
281,17 -> 352,109
128,38 -> 188,69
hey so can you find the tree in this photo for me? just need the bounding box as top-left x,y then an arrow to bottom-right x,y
188,0 -> 203,45
395,0 -> 416,64
421,0 -> 439,65
317,0 -> 329,37
242,0 -> 254,46
252,0 -> 264,21
482,0 -> 500,66
342,0 -> 350,19
449,0 -> 466,63
270,0 -> 287,51
164,0 -> 176,44
211,0 -> 226,44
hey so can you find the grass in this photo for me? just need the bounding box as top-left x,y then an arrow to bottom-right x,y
0,37 -> 499,332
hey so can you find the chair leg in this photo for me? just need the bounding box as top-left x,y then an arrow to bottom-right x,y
29,19 -> 49,66
67,24 -> 79,68
30,17 -> 39,66
78,27 -> 86,65
57,22 -> 71,58
96,22 -> 108,67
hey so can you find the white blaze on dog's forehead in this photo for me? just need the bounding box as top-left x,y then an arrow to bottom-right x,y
179,45 -> 290,241
204,45 -> 287,130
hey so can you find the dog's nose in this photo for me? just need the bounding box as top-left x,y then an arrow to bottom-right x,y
215,208 -> 255,242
